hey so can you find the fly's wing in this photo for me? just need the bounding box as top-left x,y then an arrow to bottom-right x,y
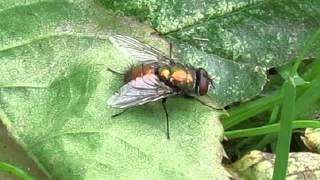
107,73 -> 176,108
109,35 -> 174,66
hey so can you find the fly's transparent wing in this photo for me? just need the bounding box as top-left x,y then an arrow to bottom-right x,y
109,35 -> 174,65
107,74 -> 176,108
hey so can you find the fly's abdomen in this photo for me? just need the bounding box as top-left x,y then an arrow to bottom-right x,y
158,64 -> 196,93
125,63 -> 158,83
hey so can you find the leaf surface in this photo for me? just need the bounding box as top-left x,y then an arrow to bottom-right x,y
103,0 -> 320,104
0,1 -> 228,179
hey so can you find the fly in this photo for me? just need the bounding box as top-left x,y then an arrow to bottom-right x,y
107,35 -> 221,139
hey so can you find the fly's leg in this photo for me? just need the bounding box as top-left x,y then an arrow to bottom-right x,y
194,98 -> 219,109
107,67 -> 124,75
193,97 -> 229,116
169,43 -> 173,59
162,98 -> 170,139
168,42 -> 177,64
111,108 -> 129,118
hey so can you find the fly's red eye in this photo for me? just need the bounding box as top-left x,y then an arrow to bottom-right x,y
196,68 -> 209,96
199,77 -> 209,96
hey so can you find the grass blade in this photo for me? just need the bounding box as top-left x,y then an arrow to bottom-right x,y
295,74 -> 320,116
223,92 -> 282,129
0,161 -> 35,180
224,120 -> 320,139
272,78 -> 296,180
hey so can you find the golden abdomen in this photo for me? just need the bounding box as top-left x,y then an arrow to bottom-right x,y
159,65 -> 196,91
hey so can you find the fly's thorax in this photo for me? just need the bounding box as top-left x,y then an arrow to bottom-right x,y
158,64 -> 196,93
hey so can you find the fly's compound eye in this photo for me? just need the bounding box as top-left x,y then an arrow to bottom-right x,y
196,68 -> 210,96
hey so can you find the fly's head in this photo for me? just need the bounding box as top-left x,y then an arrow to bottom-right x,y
195,68 -> 213,96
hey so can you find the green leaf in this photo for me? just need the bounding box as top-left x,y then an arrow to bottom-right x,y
177,45 -> 267,105
2,1 -> 320,179
102,0 -> 320,105
0,1 -> 228,179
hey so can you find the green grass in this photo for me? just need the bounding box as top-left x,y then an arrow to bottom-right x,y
0,161 -> 35,180
272,78 -> 296,180
225,120 -> 320,138
223,31 -> 320,179
222,93 -> 282,129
